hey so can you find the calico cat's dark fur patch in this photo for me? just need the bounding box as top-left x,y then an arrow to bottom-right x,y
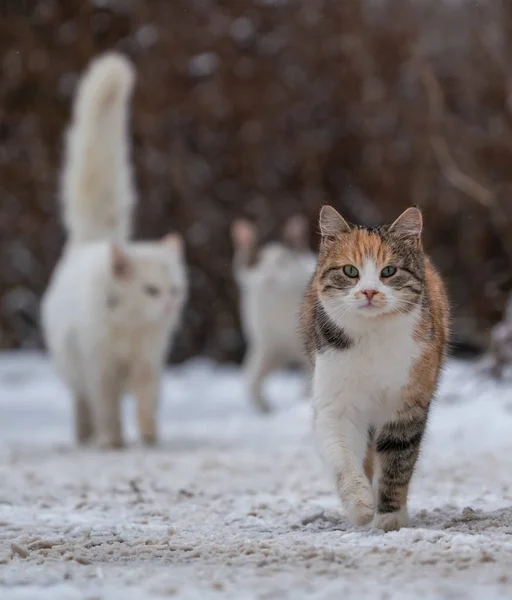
314,303 -> 353,352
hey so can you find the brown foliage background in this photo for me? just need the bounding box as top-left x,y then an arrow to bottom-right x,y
0,0 -> 511,362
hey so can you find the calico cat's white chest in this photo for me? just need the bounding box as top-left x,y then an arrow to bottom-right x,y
313,313 -> 421,424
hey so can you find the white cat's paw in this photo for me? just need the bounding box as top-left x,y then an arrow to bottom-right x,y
97,435 -> 125,450
345,487 -> 375,526
142,432 -> 157,446
252,395 -> 272,414
372,508 -> 409,532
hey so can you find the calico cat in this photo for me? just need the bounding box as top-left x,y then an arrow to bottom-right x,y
301,206 -> 449,531
42,53 -> 187,448
232,215 -> 316,412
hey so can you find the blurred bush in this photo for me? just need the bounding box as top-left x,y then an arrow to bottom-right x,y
0,0 -> 511,362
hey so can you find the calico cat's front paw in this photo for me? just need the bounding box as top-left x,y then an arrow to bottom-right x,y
345,487 -> 375,526
372,507 -> 409,532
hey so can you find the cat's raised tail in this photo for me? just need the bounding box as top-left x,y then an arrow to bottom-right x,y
61,52 -> 136,245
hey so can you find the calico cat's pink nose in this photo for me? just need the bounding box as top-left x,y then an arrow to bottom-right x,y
362,289 -> 377,301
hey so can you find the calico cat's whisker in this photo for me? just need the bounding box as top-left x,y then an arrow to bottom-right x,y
400,298 -> 435,320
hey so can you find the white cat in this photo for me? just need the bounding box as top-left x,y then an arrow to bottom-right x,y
41,53 -> 187,448
231,216 -> 316,412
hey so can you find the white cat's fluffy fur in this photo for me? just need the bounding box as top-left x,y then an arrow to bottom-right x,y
232,217 -> 316,412
42,53 -> 187,448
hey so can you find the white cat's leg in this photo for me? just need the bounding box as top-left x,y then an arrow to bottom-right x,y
314,404 -> 374,526
301,377 -> 312,400
300,359 -> 313,401
130,363 -> 160,446
90,367 -> 124,449
243,346 -> 277,413
74,393 -> 94,444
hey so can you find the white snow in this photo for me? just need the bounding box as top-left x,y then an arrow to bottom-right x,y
1,353 -> 512,599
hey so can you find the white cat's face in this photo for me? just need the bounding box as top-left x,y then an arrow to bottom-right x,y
231,215 -> 315,292
106,237 -> 187,325
241,242 -> 314,291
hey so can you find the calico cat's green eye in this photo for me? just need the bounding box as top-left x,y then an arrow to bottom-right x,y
381,266 -> 397,278
343,265 -> 359,278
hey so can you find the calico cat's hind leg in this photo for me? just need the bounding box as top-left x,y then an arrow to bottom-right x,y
364,443 -> 375,484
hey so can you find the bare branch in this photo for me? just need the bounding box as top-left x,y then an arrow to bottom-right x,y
429,136 -> 495,208
417,59 -> 495,208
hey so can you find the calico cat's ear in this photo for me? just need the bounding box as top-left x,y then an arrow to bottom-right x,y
389,207 -> 423,239
162,233 -> 184,254
283,214 -> 309,250
111,242 -> 132,278
231,219 -> 256,250
319,205 -> 351,240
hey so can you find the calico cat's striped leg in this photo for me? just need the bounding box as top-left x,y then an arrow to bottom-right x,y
373,409 -> 428,531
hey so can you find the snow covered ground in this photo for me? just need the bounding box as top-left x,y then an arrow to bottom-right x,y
1,353 -> 512,599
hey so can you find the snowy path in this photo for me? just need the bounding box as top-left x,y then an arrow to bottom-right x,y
1,353 -> 512,599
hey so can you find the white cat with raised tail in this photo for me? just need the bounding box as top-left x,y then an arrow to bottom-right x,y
42,53 -> 187,448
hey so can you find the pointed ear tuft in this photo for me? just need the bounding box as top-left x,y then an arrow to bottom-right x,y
111,242 -> 132,278
231,219 -> 256,250
389,207 -> 423,239
319,205 -> 351,239
283,214 -> 309,250
162,233 -> 184,254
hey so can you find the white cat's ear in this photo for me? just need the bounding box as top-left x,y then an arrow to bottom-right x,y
319,206 -> 350,240
283,214 -> 309,250
162,233 -> 184,254
389,207 -> 423,239
231,219 -> 256,250
111,242 -> 132,278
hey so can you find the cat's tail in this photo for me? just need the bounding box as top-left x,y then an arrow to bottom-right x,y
61,52 -> 136,244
